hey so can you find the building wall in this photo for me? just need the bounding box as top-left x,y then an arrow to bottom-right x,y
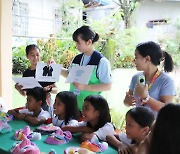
84,5 -> 118,21
0,0 -> 12,109
133,0 -> 180,41
12,0 -> 60,38
12,0 -> 82,46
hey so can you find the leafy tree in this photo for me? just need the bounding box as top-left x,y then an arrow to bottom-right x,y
114,0 -> 140,28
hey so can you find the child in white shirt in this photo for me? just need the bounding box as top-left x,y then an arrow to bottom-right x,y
52,91 -> 80,128
8,87 -> 50,125
62,95 -> 115,141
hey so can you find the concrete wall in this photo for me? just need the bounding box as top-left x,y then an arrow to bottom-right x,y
133,0 -> 180,41
13,0 -> 60,37
13,0 -> 82,38
0,0 -> 12,109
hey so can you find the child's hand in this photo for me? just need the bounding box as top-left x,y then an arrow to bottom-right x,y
8,109 -> 16,115
124,92 -> 137,106
118,144 -> 133,154
43,85 -> 52,92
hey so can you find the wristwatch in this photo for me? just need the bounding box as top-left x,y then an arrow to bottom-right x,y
141,94 -> 150,105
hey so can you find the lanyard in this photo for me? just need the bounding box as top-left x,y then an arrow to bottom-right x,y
141,70 -> 161,106
147,70 -> 161,90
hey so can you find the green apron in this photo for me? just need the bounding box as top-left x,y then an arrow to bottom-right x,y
70,66 -> 101,110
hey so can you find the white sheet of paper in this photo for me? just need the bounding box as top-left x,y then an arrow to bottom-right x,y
35,62 -> 62,82
66,65 -> 95,84
13,77 -> 42,89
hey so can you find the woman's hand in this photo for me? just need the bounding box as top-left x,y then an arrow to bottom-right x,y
124,92 -> 137,106
135,84 -> 148,99
73,82 -> 88,91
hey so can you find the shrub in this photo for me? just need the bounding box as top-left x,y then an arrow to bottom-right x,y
37,37 -> 78,68
12,46 -> 29,74
110,108 -> 126,130
59,50 -> 77,68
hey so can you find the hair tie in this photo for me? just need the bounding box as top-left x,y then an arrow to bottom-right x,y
160,50 -> 166,62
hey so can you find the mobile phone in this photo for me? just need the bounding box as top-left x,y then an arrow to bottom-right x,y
137,75 -> 145,85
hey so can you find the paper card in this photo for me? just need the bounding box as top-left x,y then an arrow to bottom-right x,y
66,65 -> 95,84
13,77 -> 42,89
35,62 -> 62,82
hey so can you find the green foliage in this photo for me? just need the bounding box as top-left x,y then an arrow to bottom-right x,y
174,86 -> 180,104
37,36 -> 78,68
37,36 -> 59,63
159,18 -> 180,66
114,27 -> 144,68
59,50 -> 77,68
12,46 -> 29,74
102,39 -> 116,69
110,108 -> 126,130
116,0 -> 140,28
86,10 -> 144,69
57,0 -> 83,38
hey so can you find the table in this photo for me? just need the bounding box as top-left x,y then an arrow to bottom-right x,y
0,120 -> 117,154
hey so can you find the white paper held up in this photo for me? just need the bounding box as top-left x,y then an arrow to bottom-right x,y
13,77 -> 42,89
66,65 -> 95,84
35,62 -> 62,82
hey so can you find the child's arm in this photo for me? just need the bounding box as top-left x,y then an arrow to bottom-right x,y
62,126 -> 94,133
24,115 -> 46,125
8,109 -> 26,120
106,134 -> 125,149
81,132 -> 96,141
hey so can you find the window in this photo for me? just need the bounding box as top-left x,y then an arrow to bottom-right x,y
53,8 -> 62,34
146,19 -> 169,28
12,1 -> 28,36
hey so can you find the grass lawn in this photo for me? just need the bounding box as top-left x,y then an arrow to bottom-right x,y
12,68 -> 137,128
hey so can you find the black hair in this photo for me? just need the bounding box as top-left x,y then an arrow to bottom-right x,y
26,87 -> 46,106
126,107 -> 154,128
55,91 -> 80,125
73,25 -> 99,43
136,41 -> 174,72
26,44 -> 40,55
149,103 -> 180,154
84,95 -> 111,131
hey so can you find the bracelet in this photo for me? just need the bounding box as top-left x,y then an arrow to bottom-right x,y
141,93 -> 150,106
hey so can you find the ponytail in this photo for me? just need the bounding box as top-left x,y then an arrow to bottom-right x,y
163,51 -> 174,72
92,33 -> 99,43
